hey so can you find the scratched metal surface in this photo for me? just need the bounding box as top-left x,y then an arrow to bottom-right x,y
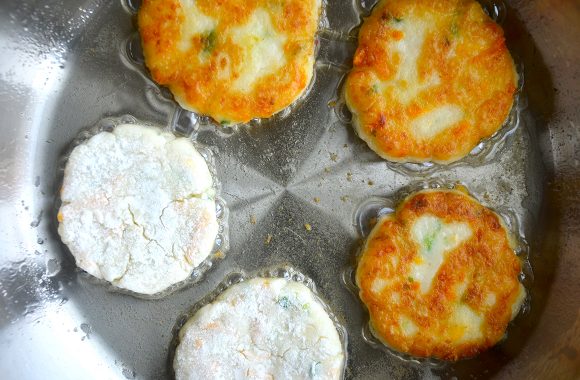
0,0 -> 578,379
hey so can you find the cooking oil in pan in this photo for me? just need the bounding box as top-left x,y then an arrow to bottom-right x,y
2,0 -> 551,378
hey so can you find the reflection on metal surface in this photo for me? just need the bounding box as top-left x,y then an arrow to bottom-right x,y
0,0 -> 578,379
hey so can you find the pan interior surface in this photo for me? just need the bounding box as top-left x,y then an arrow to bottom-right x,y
0,0 -> 578,379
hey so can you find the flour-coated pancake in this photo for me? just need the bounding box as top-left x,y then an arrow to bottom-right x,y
58,124 -> 218,295
174,278 -> 345,379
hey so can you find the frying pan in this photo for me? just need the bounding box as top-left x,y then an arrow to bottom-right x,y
0,0 -> 578,378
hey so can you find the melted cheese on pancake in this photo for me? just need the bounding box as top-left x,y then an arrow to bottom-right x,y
173,278 -> 345,379
410,215 -> 472,293
344,0 -> 518,163
138,0 -> 321,124
177,0 -> 216,52
230,9 -> 287,91
356,189 -> 526,360
410,105 -> 464,140
385,17 -> 440,105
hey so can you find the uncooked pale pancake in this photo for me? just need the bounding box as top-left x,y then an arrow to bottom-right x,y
356,189 -> 525,360
58,124 -> 218,295
345,0 -> 518,163
174,278 -> 345,379
138,0 -> 321,125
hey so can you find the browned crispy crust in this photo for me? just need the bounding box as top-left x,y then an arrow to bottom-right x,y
138,0 -> 319,124
345,0 -> 517,163
356,189 -> 524,360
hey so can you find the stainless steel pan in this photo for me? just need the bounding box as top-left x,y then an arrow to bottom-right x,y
0,0 -> 578,378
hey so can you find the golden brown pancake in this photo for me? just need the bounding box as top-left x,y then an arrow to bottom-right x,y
356,189 -> 525,360
138,0 -> 321,125
344,0 -> 518,163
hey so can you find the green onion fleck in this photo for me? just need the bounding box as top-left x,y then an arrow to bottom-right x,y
203,30 -> 217,53
451,22 -> 459,36
424,235 -> 435,251
450,7 -> 461,37
277,296 -> 291,309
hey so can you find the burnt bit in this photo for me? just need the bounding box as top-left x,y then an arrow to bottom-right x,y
409,196 -> 428,212
370,114 -> 387,137
377,114 -> 386,128
487,214 -> 502,231
381,11 -> 403,24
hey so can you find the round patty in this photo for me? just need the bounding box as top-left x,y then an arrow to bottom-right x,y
138,0 -> 321,125
344,0 -> 517,163
57,124 -> 218,295
174,277 -> 345,379
356,189 -> 525,360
